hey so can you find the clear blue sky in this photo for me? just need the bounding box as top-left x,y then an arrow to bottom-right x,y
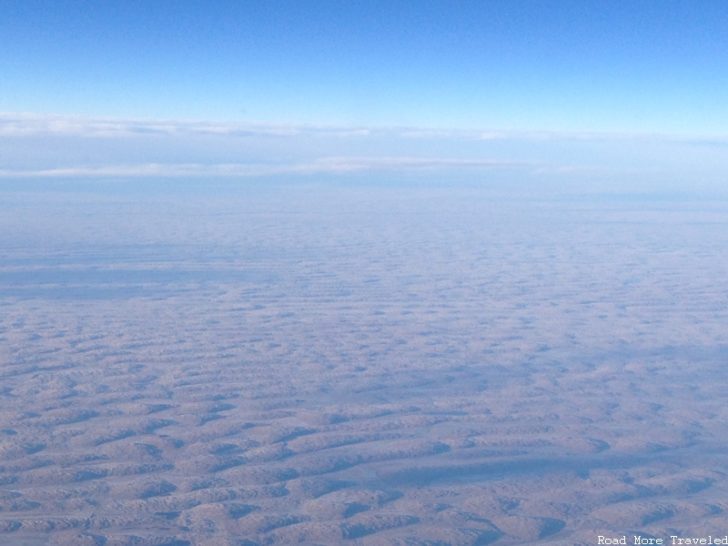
2,0 -> 727,133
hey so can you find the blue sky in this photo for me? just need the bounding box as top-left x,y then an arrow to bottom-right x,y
1,1 -> 727,188
2,0 -> 727,132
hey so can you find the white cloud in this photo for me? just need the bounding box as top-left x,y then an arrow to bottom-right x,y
3,112 -> 726,145
0,157 -> 527,179
0,113 -> 374,139
2,113 -> 726,188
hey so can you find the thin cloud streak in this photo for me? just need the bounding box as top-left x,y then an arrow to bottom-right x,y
0,113 -> 371,139
0,157 -> 528,179
2,113 -> 727,146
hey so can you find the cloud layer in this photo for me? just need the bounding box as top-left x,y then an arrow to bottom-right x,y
0,158 -> 526,179
4,112 -> 727,143
1,113 -> 727,190
2,181 -> 728,544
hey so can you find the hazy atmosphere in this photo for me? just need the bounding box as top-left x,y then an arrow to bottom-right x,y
2,2 -> 728,545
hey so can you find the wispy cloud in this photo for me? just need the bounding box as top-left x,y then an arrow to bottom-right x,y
0,113 -> 372,139
0,157 -> 526,179
3,112 -> 726,145
2,113 -> 726,186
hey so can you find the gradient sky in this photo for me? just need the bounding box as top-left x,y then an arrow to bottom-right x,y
2,0 -> 727,133
1,1 -> 728,191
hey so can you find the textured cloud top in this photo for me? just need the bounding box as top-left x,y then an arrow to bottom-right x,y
1,180 -> 728,545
